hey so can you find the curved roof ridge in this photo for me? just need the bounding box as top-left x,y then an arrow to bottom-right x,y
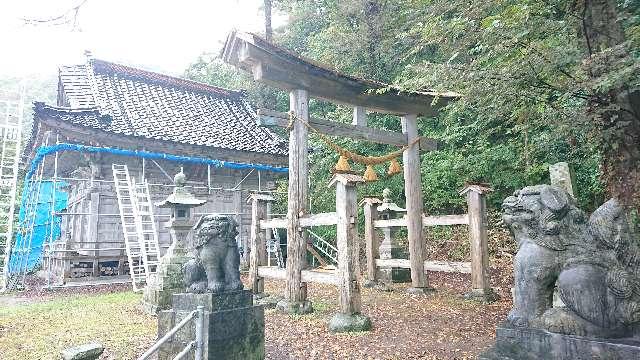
89,58 -> 247,98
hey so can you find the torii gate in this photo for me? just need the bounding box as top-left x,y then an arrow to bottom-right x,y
222,31 -> 459,313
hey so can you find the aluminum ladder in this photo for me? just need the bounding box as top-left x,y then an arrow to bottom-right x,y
0,86 -> 24,291
112,164 -> 151,291
132,178 -> 161,289
269,228 -> 285,268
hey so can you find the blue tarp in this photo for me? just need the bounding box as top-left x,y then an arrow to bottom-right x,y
8,143 -> 288,273
8,180 -> 68,272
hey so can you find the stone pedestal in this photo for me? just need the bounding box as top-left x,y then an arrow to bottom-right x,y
377,228 -> 411,283
142,221 -> 193,314
158,291 -> 265,360
480,325 -> 640,360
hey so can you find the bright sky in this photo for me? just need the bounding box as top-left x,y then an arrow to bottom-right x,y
0,0 -> 284,77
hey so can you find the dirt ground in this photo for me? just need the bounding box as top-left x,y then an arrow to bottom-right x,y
262,265 -> 513,360
0,261 -> 513,360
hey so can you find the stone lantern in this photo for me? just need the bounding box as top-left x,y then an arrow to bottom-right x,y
377,188 -> 411,283
142,169 -> 206,313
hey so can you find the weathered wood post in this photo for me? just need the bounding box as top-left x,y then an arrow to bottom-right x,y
461,184 -> 497,303
360,196 -> 382,287
88,190 -> 100,278
277,89 -> 313,314
248,192 -> 273,297
328,174 -> 372,332
401,114 -> 432,294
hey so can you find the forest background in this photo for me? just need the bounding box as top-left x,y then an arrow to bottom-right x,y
3,0 -> 639,260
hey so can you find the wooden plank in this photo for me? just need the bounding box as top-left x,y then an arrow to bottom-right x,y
299,212 -> 338,227
423,214 -> 469,226
352,106 -> 366,126
402,114 -> 428,290
88,191 -> 100,277
375,259 -> 472,274
257,266 -> 338,285
467,191 -> 490,291
257,110 -> 411,147
362,198 -> 380,282
249,195 -> 269,294
333,176 -> 362,315
260,217 -> 287,229
284,89 -> 310,305
374,214 -> 468,228
261,212 -> 338,229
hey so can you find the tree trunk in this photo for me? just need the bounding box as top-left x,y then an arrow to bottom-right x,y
264,0 -> 273,43
578,0 -> 640,209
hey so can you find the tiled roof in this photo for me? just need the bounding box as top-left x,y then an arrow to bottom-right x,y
40,59 -> 288,156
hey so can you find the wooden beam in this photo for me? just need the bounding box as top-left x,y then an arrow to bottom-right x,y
352,106 -> 366,126
260,217 -> 287,229
258,109 -> 409,147
260,212 -> 338,229
300,212 -> 338,227
331,174 -> 364,315
402,114 -> 429,291
375,259 -> 472,274
249,194 -> 270,295
222,32 -> 459,116
374,215 -> 468,228
423,214 -> 468,226
258,266 -> 338,285
284,89 -> 311,309
466,190 -> 490,292
362,198 -> 381,283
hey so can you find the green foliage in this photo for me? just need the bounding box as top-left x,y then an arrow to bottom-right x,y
184,0 -> 640,216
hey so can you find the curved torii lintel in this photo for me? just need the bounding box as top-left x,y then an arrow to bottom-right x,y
221,31 -> 459,117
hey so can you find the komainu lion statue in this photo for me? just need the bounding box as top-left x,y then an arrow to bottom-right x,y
503,185 -> 640,338
183,215 -> 244,293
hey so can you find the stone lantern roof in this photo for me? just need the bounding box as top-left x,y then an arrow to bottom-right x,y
155,170 -> 207,208
376,188 -> 406,213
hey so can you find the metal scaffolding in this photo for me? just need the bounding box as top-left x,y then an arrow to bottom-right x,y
0,84 -> 25,291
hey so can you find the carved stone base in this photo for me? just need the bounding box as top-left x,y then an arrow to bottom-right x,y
480,325 -> 640,360
464,288 -> 499,304
275,299 -> 313,314
328,313 -> 372,333
158,291 -> 264,360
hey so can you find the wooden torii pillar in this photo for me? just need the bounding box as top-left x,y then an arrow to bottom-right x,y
276,89 -> 313,314
402,114 -> 433,294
